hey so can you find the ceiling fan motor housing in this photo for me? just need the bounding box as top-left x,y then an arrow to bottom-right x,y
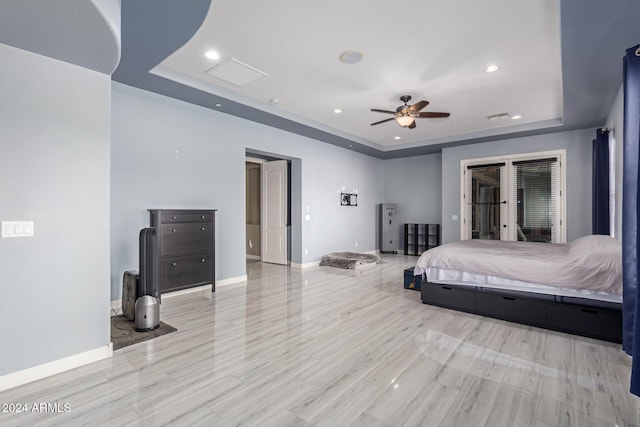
369,95 -> 449,128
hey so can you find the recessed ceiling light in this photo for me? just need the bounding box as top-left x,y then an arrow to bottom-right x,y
394,136 -> 401,140
348,144 -> 353,147
215,103 -> 222,107
339,50 -> 363,64
333,108 -> 343,114
511,115 -> 522,120
269,99 -> 280,105
484,64 -> 500,73
205,50 -> 220,60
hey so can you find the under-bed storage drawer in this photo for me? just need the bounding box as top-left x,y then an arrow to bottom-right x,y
548,304 -> 622,343
421,283 -> 475,311
476,292 -> 547,327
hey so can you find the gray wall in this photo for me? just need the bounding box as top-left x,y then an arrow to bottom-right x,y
383,153 -> 442,249
440,128 -> 594,244
0,43 -> 111,376
111,83 -> 385,300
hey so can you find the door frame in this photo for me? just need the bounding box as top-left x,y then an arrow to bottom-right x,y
246,151 -> 301,264
459,149 -> 567,242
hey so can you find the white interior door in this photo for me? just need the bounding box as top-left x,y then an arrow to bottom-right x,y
261,160 -> 288,264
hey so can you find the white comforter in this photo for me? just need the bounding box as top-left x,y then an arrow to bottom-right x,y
414,235 -> 622,295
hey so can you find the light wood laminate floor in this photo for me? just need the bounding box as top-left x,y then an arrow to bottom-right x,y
1,255 -> 639,426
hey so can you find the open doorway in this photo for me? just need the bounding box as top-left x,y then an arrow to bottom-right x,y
245,160 -> 262,260
245,153 -> 293,265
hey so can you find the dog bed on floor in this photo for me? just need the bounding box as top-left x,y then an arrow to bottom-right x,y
319,252 -> 381,269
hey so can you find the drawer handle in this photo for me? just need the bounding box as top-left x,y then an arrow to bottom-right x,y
172,216 -> 177,220
201,227 -> 205,231
201,258 -> 205,262
172,262 -> 177,266
201,215 -> 205,219
581,308 -> 598,314
502,296 -> 516,301
442,286 -> 452,291
172,229 -> 177,232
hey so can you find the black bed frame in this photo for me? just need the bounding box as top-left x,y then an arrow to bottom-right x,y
421,280 -> 622,343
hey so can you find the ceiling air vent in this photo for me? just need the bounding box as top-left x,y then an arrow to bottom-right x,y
205,58 -> 269,87
487,112 -> 510,121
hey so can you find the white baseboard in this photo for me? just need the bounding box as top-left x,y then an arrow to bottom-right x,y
113,274 -> 249,305
246,254 -> 260,260
161,284 -> 213,299
161,275 -> 248,300
216,275 -> 247,287
0,345 -> 112,393
290,260 -> 321,269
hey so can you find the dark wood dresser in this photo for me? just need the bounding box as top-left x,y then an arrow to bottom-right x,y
149,209 -> 216,294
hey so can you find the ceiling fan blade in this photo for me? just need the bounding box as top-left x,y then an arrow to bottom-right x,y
417,112 -> 450,118
370,108 -> 397,114
408,121 -> 417,129
408,100 -> 429,113
370,117 -> 396,126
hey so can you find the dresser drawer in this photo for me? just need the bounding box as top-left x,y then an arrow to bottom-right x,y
160,253 -> 213,291
160,212 -> 214,223
160,223 -> 213,256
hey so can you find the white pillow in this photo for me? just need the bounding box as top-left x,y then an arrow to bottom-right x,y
569,234 -> 620,255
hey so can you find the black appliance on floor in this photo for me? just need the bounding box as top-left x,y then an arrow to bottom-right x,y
135,227 -> 160,331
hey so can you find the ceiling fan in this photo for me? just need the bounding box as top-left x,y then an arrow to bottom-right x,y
370,95 -> 450,129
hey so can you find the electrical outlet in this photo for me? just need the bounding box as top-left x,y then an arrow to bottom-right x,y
305,249 -> 308,255
355,241 -> 358,247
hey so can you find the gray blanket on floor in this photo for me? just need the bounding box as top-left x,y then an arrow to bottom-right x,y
319,252 -> 381,269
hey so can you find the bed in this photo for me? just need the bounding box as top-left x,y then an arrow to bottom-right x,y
414,235 -> 623,343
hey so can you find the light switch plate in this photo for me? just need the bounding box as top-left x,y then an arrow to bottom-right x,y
2,221 -> 34,238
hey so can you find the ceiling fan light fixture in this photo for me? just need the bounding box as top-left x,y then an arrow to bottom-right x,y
396,116 -> 415,127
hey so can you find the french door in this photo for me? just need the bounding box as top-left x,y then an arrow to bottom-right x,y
461,150 -> 566,243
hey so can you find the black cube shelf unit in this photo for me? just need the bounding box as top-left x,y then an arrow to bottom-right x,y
404,223 -> 440,256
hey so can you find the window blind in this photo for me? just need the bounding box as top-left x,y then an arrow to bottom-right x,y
511,158 -> 558,243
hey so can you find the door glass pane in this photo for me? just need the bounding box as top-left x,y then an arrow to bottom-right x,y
513,160 -> 557,243
469,166 -> 502,240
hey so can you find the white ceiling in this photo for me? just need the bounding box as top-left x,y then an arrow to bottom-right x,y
156,0 -> 563,151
